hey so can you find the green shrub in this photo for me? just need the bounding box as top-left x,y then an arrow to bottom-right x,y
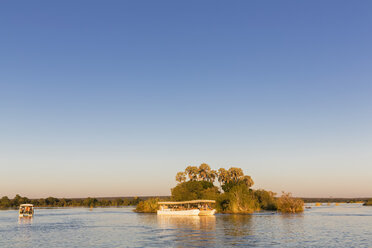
254,189 -> 277,211
171,181 -> 220,201
277,192 -> 304,213
134,198 -> 159,213
217,183 -> 259,214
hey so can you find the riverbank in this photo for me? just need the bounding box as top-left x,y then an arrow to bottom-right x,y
0,195 -> 167,209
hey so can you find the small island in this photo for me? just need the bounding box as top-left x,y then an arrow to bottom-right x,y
135,163 -> 304,214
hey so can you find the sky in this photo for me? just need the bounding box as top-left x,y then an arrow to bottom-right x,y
1,0 -> 372,198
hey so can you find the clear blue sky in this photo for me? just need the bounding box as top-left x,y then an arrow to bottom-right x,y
1,0 -> 371,198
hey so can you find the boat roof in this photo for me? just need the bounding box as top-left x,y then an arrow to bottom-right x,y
20,204 -> 33,207
158,200 -> 216,205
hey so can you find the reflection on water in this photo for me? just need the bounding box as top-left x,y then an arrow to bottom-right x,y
157,215 -> 216,230
278,212 -> 305,238
1,204 -> 372,247
138,215 -> 217,247
158,216 -> 217,247
219,214 -> 253,237
18,217 -> 33,225
15,217 -> 34,246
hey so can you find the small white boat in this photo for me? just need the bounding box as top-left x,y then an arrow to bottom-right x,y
19,204 -> 34,218
157,200 -> 216,216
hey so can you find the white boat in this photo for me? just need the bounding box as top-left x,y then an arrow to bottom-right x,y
19,204 -> 34,218
157,200 -> 216,216
157,208 -> 200,216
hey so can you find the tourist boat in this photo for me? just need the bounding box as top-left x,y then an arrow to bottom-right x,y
19,204 -> 34,218
157,200 -> 216,216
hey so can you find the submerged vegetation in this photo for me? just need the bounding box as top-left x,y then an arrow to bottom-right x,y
136,163 -> 304,214
0,195 -> 142,209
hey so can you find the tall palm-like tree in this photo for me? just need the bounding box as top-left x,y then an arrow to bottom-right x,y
175,172 -> 186,183
218,168 -> 230,185
198,163 -> 211,181
208,169 -> 217,183
242,175 -> 254,188
228,167 -> 244,183
185,166 -> 199,181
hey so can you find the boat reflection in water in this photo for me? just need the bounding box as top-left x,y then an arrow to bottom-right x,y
157,215 -> 216,231
18,216 -> 33,225
156,215 -> 217,247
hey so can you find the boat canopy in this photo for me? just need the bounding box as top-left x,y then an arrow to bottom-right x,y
158,200 -> 216,205
20,204 -> 33,207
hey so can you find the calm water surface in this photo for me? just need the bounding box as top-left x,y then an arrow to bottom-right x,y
0,204 -> 371,247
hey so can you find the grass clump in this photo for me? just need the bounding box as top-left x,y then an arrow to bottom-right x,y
217,183 -> 260,214
277,192 -> 304,213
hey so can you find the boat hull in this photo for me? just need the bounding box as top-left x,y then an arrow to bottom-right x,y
198,209 -> 216,216
157,209 -> 200,216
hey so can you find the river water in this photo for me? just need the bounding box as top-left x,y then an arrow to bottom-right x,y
0,204 -> 371,247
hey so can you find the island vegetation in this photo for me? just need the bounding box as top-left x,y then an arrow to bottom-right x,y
134,198 -> 163,213
135,163 -> 304,214
277,192 -> 304,213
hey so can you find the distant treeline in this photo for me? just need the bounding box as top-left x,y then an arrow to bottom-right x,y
302,198 -> 370,203
0,194 -> 168,209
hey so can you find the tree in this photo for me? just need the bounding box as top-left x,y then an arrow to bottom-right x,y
0,196 -> 11,208
218,168 -> 230,185
209,170 -> 217,183
83,197 -> 98,208
218,167 -> 252,193
135,198 -> 160,213
277,192 -> 304,213
13,194 -> 22,206
242,175 -> 254,188
171,181 -> 219,201
217,183 -> 259,213
228,167 -> 244,183
198,163 -> 212,181
185,166 -> 199,181
45,197 -> 59,206
175,172 -> 186,183
254,189 -> 277,210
